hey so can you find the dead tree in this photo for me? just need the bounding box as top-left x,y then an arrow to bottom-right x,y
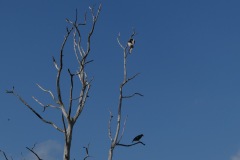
6,4 -> 101,160
107,31 -> 144,160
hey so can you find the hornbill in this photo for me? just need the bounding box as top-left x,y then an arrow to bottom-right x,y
127,38 -> 135,53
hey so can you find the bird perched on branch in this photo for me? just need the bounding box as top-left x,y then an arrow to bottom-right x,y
132,134 -> 144,143
127,38 -> 135,53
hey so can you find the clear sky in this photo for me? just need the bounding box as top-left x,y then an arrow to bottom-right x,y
1,0 -> 240,160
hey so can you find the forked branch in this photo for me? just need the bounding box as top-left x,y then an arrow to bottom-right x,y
36,83 -> 56,101
32,96 -> 60,112
26,143 -> 42,160
6,88 -> 64,133
83,143 -> 91,160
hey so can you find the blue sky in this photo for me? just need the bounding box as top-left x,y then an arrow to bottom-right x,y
1,0 -> 240,159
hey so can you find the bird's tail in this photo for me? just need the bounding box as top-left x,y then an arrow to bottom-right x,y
129,47 -> 132,53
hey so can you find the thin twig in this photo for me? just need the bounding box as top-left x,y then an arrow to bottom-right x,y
7,89 -> 64,133
52,56 -> 59,70
0,150 -> 9,160
116,141 -> 145,147
118,115 -> 128,143
73,82 -> 91,122
62,113 -> 67,140
122,92 -> 143,98
26,147 -> 42,160
87,4 -> 102,55
32,96 -> 60,112
83,143 -> 91,160
123,73 -> 140,86
108,110 -> 113,142
73,29 -> 82,62
68,69 -> 74,117
56,25 -> 74,108
36,83 -> 56,101
31,143 -> 37,150
84,59 -> 94,65
117,33 -> 125,50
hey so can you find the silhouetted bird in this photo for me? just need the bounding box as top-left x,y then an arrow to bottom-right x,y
127,38 -> 135,53
132,134 -> 144,143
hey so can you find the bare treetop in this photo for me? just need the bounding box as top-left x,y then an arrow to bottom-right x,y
6,4 -> 102,160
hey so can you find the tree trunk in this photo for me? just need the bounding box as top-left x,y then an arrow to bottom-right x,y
108,147 -> 113,160
64,122 -> 73,160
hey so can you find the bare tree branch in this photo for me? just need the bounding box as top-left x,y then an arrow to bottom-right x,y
123,73 -> 140,86
63,4 -> 101,160
62,113 -> 68,141
36,83 -> 56,101
87,4 -> 102,55
122,92 -> 143,99
118,115 -> 128,143
26,147 -> 42,160
69,9 -> 87,62
73,82 -> 91,122
83,143 -> 91,160
6,88 -> 64,133
116,141 -> 145,147
52,56 -> 59,70
108,110 -> 113,142
55,25 -> 74,110
31,143 -> 37,150
71,96 -> 81,101
68,69 -> 74,117
84,59 -> 94,65
32,96 -> 60,112
0,150 -> 9,160
130,29 -> 136,39
73,29 -> 82,62
117,33 -> 125,50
